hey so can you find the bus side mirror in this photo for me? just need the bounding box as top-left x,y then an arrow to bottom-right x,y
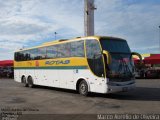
131,52 -> 143,64
103,50 -> 112,65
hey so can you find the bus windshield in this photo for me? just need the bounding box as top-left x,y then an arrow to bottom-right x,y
100,38 -> 134,81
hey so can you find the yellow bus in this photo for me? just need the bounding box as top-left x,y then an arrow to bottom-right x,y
14,36 -> 137,96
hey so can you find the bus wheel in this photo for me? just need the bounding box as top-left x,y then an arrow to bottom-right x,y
79,80 -> 88,96
22,76 -> 28,87
27,76 -> 34,88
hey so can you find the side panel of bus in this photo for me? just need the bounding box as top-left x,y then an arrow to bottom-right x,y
14,69 -> 21,82
46,70 -> 59,88
59,70 -> 74,89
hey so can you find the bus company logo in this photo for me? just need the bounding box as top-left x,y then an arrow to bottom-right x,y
35,60 -> 39,67
45,60 -> 70,65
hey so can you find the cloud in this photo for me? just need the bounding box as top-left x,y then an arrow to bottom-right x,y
95,0 -> 160,53
0,0 -> 85,60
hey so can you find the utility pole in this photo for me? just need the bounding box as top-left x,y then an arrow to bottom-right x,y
84,0 -> 96,36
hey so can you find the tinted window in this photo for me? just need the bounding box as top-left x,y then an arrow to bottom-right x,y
24,50 -> 31,60
57,43 -> 71,58
15,50 -> 33,61
57,44 -> 64,58
65,43 -> 71,57
70,41 -> 84,57
38,47 -> 47,59
86,39 -> 104,77
15,52 -> 18,61
100,39 -> 131,53
14,40 -> 85,61
47,44 -> 70,59
56,41 -> 84,58
47,45 -> 58,59
86,40 -> 101,59
18,51 -> 25,61
30,49 -> 38,60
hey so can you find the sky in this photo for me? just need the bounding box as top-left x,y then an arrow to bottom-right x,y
0,0 -> 160,60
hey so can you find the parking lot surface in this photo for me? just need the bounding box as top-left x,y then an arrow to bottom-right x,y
0,78 -> 160,119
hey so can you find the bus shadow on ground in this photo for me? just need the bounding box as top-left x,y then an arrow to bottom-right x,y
33,85 -> 160,101
90,87 -> 160,101
34,85 -> 79,94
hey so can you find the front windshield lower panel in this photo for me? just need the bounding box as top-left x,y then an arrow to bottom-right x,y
100,38 -> 134,82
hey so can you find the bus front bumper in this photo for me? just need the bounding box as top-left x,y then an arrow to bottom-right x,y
106,82 -> 135,93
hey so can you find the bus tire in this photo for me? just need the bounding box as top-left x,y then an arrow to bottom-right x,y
27,76 -> 34,88
22,76 -> 28,87
79,80 -> 88,96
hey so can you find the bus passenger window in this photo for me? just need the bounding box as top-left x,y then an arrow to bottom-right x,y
30,49 -> 38,60
70,41 -> 84,57
47,45 -> 58,59
38,47 -> 47,59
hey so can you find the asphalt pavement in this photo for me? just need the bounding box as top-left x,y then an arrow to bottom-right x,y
0,78 -> 160,120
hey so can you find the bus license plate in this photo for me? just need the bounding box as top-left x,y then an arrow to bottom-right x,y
122,87 -> 128,92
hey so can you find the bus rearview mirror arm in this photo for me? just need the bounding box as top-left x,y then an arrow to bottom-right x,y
102,50 -> 112,65
131,52 -> 143,64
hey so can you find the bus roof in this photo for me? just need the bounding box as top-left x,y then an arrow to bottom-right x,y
15,36 -> 126,52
